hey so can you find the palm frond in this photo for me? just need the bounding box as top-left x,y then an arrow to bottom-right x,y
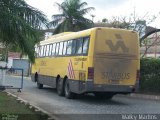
78,2 -> 88,9
52,14 -> 64,19
79,7 -> 95,15
0,0 -> 48,62
50,0 -> 95,33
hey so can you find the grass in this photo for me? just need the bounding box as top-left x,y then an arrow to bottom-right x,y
0,91 -> 48,120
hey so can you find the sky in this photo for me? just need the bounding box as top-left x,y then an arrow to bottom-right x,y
26,0 -> 160,28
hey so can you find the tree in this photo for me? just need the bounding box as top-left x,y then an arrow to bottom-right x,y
140,29 -> 160,57
98,11 -> 160,58
50,0 -> 95,34
100,11 -> 159,45
104,16 -> 147,36
102,18 -> 108,23
0,0 -> 48,62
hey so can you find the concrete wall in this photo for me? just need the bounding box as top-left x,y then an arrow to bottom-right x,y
12,59 -> 30,76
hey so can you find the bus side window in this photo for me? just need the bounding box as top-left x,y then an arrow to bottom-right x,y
38,46 -> 41,57
46,45 -> 50,57
76,38 -> 83,55
44,45 -> 47,56
72,40 -> 76,55
48,44 -> 52,56
40,46 -> 44,57
59,42 -> 64,56
66,40 -> 72,55
37,46 -> 40,58
55,42 -> 60,56
83,37 -> 90,54
43,45 -> 47,57
35,46 -> 38,58
63,41 -> 67,55
52,43 -> 56,56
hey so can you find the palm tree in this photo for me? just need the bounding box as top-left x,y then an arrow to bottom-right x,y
0,0 -> 48,62
50,0 -> 95,34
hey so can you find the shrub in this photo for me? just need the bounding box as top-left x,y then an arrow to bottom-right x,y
140,58 -> 160,93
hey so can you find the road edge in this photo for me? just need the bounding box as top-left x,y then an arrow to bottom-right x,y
6,91 -> 55,120
126,93 -> 160,100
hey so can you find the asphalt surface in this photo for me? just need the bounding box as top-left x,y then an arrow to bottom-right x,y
4,75 -> 160,120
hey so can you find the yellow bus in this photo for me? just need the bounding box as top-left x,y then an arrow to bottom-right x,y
31,27 -> 140,99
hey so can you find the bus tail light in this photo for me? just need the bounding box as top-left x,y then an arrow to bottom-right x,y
88,67 -> 94,79
136,70 -> 140,81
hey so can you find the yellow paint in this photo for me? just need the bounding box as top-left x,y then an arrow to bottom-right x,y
32,27 -> 140,86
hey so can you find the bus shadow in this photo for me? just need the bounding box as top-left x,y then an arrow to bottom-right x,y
41,87 -> 127,106
76,94 -> 128,106
42,86 -> 57,92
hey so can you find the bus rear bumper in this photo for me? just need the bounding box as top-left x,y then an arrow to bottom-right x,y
77,81 -> 138,94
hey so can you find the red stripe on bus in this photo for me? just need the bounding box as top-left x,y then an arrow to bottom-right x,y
67,60 -> 75,79
67,65 -> 71,79
68,61 -> 73,79
69,60 -> 75,79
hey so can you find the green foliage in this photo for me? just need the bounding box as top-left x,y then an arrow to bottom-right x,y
140,58 -> 160,93
0,92 -> 48,120
50,0 -> 95,34
102,18 -> 108,23
0,48 -> 5,61
0,0 -> 48,62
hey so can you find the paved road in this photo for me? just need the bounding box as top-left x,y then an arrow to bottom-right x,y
4,75 -> 160,120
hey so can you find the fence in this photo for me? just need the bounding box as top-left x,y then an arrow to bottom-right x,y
0,67 -> 24,92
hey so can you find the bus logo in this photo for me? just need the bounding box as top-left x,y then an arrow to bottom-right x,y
67,60 -> 75,79
106,34 -> 129,53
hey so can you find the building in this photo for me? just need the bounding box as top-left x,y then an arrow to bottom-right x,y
8,52 -> 30,76
140,27 -> 160,58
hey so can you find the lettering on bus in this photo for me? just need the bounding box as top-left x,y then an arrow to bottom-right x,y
106,34 -> 129,53
40,60 -> 46,66
74,58 -> 87,61
101,71 -> 130,80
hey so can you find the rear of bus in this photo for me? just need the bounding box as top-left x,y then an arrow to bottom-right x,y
87,28 -> 140,95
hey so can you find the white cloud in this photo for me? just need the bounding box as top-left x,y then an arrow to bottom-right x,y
25,0 -> 160,28
26,0 -> 63,20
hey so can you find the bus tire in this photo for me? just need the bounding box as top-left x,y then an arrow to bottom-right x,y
56,78 -> 64,96
64,79 -> 75,99
35,72 -> 38,82
37,82 -> 43,89
36,74 -> 43,89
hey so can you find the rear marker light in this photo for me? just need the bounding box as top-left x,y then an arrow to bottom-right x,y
88,67 -> 94,79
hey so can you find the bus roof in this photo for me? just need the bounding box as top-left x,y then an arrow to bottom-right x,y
48,32 -> 74,39
40,28 -> 96,45
40,27 -> 135,45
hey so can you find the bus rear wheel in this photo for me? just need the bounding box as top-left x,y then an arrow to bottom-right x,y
56,78 -> 64,96
36,74 -> 43,89
64,79 -> 75,99
37,82 -> 43,89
